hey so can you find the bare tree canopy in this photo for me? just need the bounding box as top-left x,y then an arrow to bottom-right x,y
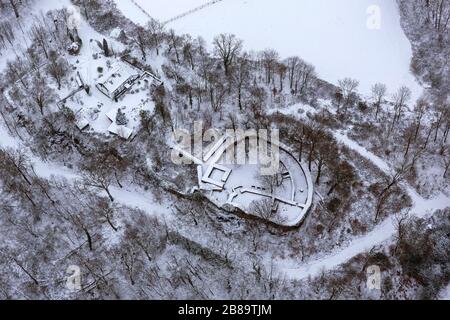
213,33 -> 243,76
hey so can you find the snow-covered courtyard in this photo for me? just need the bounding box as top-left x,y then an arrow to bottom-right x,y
174,131 -> 314,227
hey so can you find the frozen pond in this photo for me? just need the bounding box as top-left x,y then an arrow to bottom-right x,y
115,0 -> 422,98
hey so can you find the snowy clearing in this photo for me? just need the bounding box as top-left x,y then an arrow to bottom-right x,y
116,0 -> 423,98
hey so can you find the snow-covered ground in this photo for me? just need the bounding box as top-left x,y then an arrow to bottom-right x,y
0,120 -> 172,220
439,284 -> 450,300
115,0 -> 422,98
279,131 -> 449,280
0,0 -> 71,71
0,0 -> 168,215
1,0 -> 446,297
192,133 -> 313,226
116,0 -> 208,23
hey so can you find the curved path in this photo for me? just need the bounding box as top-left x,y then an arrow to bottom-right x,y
1,118 -> 448,282
280,131 -> 449,280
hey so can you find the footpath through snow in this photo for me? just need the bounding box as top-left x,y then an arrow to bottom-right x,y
0,0 -> 447,283
0,122 -> 171,218
280,131 -> 449,280
2,113 -> 447,282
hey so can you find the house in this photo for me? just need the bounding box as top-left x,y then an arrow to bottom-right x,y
96,63 -> 141,101
105,107 -> 134,140
96,56 -> 164,101
75,118 -> 89,131
107,122 -> 133,140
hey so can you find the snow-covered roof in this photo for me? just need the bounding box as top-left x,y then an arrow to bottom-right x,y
105,108 -> 118,122
108,122 -> 133,140
99,62 -> 140,93
75,73 -> 84,88
76,118 -> 90,131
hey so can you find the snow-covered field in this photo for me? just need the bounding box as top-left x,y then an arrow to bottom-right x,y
115,0 -> 422,98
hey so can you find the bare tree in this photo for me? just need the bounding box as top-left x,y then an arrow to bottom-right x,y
442,146 -> 450,178
338,78 -> 359,115
411,98 -> 426,142
145,18 -> 164,55
275,62 -> 287,92
258,171 -> 283,194
327,160 -> 356,196
213,33 -> 243,76
167,29 -> 184,64
422,0 -> 450,31
285,56 -> 301,91
8,0 -> 21,19
249,198 -> 276,221
28,73 -> 56,115
391,86 -> 411,130
261,49 -> 279,84
6,58 -> 28,88
82,162 -> 115,202
132,25 -> 150,61
374,155 -> 415,221
46,50 -> 69,90
296,61 -> 316,95
0,148 -> 32,186
231,52 -> 251,110
29,21 -> 50,59
371,83 -> 387,119
0,21 -> 16,48
314,132 -> 338,185
209,75 -> 228,114
248,85 -> 267,117
91,198 -> 118,232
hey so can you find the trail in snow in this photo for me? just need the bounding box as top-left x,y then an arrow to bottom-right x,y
280,131 -> 449,280
2,113 -> 448,282
334,132 -> 391,173
0,121 -> 171,217
334,132 -> 449,218
0,0 -> 446,283
162,0 -> 224,25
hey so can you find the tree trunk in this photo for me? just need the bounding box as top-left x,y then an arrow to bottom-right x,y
327,183 -> 338,196
105,187 -> 114,202
9,0 -> 20,19
83,227 -> 93,251
316,159 -> 323,185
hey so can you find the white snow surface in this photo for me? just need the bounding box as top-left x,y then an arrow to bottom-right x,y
117,0 -> 422,98
1,0 -> 446,287
439,284 -> 450,300
279,131 -> 449,280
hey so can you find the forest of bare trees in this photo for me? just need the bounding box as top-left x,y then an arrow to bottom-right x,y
0,0 -> 447,300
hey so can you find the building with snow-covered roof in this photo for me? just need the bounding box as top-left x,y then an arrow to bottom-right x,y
108,122 -> 133,140
96,59 -> 163,101
105,107 -> 134,140
96,62 -> 141,101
